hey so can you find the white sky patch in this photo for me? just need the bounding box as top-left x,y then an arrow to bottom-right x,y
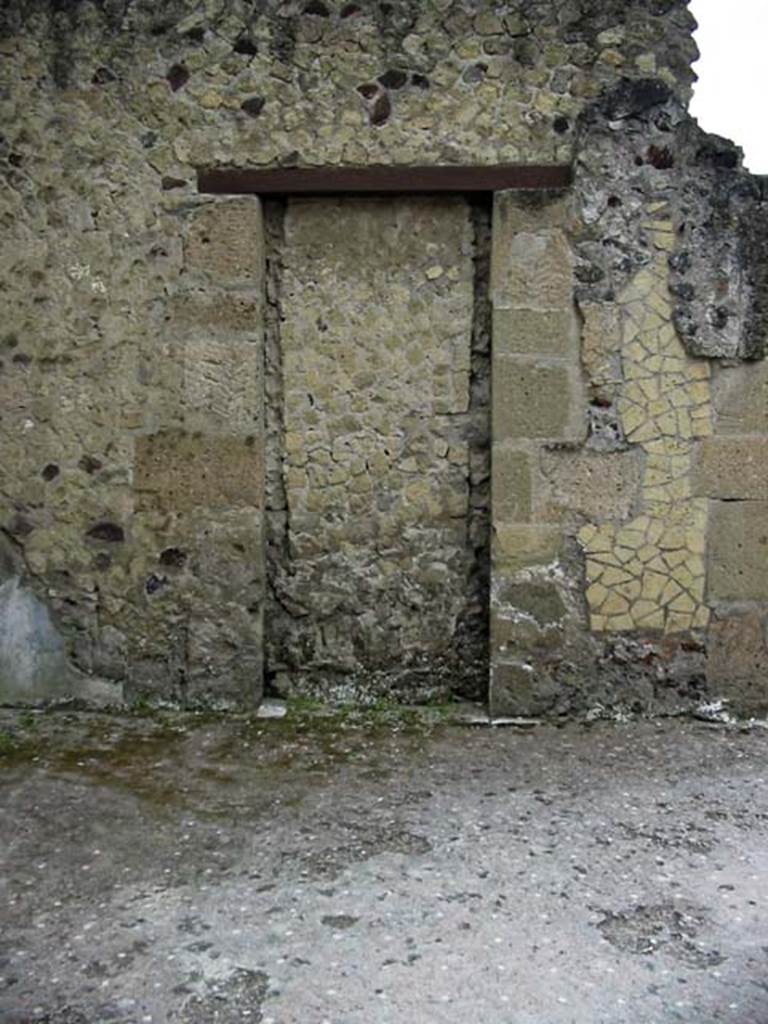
688,0 -> 768,173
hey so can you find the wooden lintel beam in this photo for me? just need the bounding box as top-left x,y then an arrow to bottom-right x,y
197,164 -> 572,195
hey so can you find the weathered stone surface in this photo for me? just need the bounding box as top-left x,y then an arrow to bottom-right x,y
692,438 -> 768,499
493,308 -> 577,358
491,229 -> 573,312
184,340 -> 262,435
497,582 -> 566,625
0,0 -> 765,712
708,501 -> 768,602
490,661 -> 561,717
706,609 -> 768,713
711,360 -> 768,435
269,197 -> 488,701
135,433 -> 263,512
492,357 -> 581,441
580,301 -> 621,400
493,524 -> 562,573
165,291 -> 262,340
184,200 -> 264,287
539,448 -> 643,523
491,446 -> 531,522
0,577 -> 74,702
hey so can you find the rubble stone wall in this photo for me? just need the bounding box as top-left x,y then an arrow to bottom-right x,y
1,0 -> 767,715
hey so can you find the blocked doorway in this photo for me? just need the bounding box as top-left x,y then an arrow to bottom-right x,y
263,196 -> 491,703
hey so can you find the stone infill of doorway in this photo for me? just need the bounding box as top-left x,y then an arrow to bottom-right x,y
196,163 -> 573,195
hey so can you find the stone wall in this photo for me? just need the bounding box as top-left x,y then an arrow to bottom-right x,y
265,196 -> 490,703
1,0 -> 767,715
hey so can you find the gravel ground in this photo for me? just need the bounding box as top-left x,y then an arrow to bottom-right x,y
1,707 -> 767,1024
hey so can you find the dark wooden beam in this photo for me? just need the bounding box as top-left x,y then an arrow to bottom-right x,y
197,164 -> 572,196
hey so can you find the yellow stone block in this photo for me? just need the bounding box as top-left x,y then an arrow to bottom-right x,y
603,591 -> 631,616
585,560 -> 604,582
602,566 -> 634,586
616,580 -> 642,601
611,614 -> 636,631
578,523 -> 598,546
636,608 -> 665,629
632,599 -> 658,620
693,606 -> 710,629
661,578 -> 683,604
666,611 -> 694,633
669,592 -> 696,613
586,581 -> 609,608
641,571 -> 668,601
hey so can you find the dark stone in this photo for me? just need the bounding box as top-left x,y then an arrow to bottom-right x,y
161,176 -> 187,191
411,73 -> 429,89
91,66 -> 116,85
695,137 -> 740,169
303,0 -> 330,14
78,455 -> 103,474
498,583 -> 566,625
553,115 -> 570,134
370,93 -> 391,126
185,26 -> 206,43
85,522 -> 125,543
12,352 -> 31,365
356,82 -> 379,100
41,464 -> 59,481
341,3 -> 361,15
378,69 -> 407,89
599,77 -> 672,120
233,35 -> 257,56
513,37 -> 537,66
159,547 -> 187,568
7,514 -> 33,538
646,144 -> 675,169
240,96 -> 265,118
145,574 -> 166,595
166,63 -> 189,92
462,63 -> 488,84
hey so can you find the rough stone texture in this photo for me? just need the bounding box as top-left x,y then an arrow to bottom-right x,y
0,0 -> 767,714
491,446 -> 531,523
706,608 -> 768,713
708,501 -> 768,602
493,358 -> 582,442
692,438 -> 768,500
538,448 -> 643,524
267,197 -> 488,702
135,433 -> 264,512
578,239 -> 712,636
493,307 -> 578,358
711,359 -> 768,434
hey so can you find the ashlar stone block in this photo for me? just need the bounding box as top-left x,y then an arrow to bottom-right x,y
184,198 -> 264,286
184,339 -> 262,435
711,352 -> 768,435
708,500 -> 768,601
491,229 -> 573,311
493,523 -> 562,573
692,438 -> 768,499
493,307 -> 577,358
492,446 -> 532,522
135,432 -> 264,512
492,356 -> 580,441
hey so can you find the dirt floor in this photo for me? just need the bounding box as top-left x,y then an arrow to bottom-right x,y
1,705 -> 767,1024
